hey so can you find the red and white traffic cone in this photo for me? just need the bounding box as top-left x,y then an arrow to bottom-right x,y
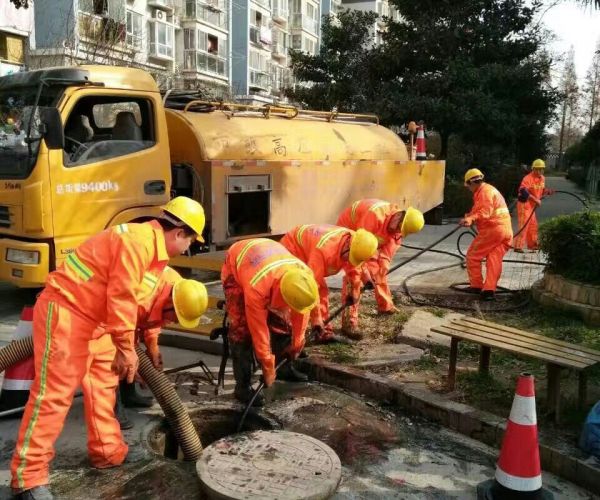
477,373 -> 553,499
415,125 -> 427,160
0,306 -> 35,417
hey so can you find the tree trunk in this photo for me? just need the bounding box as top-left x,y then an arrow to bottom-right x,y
558,99 -> 567,169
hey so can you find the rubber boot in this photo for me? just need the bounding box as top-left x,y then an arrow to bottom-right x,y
15,486 -> 54,500
115,389 -> 133,430
230,342 -> 264,407
119,380 -> 153,408
271,334 -> 308,383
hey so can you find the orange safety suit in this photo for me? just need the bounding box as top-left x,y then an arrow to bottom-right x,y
337,199 -> 402,329
11,221 -> 169,491
514,172 -> 549,251
221,239 -> 311,384
280,225 -> 362,339
464,183 -> 513,291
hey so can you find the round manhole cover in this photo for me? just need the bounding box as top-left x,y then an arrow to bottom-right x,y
197,430 -> 342,500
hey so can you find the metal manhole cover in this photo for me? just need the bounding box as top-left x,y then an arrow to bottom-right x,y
196,430 -> 342,500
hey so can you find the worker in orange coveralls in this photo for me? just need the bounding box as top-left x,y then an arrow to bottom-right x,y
280,224 -> 378,343
11,197 -> 206,500
221,239 -> 319,407
336,199 -> 425,338
514,159 -> 554,253
460,169 -> 513,301
114,267 -> 209,430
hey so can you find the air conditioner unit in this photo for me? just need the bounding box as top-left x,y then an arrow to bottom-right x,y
153,9 -> 166,21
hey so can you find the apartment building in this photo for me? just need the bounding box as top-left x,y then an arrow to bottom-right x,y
341,0 -> 400,45
0,1 -> 35,76
180,0 -> 231,92
30,0 -> 179,88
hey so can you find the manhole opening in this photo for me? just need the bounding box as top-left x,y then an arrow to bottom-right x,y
147,407 -> 278,460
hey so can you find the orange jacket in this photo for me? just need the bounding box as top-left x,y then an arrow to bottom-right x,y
465,183 -> 512,231
221,239 -> 312,374
337,199 -> 402,269
136,266 -> 182,350
519,172 -> 547,207
46,220 -> 169,344
280,224 -> 362,324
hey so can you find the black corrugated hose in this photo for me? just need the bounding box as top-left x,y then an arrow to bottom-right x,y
0,338 -> 203,461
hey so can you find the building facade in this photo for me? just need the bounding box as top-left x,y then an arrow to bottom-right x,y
0,1 -> 35,76
16,0 -> 393,100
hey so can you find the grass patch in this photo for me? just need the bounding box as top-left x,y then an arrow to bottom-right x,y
457,372 -> 514,415
320,343 -> 358,364
424,307 -> 446,318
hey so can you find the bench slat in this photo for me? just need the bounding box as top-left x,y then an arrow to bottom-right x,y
451,318 -> 600,364
431,326 -> 589,370
457,317 -> 600,361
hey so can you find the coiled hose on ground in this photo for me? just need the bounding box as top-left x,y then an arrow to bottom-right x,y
396,190 -> 590,311
0,338 -> 203,461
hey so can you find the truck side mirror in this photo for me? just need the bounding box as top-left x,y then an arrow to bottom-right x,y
40,108 -> 64,150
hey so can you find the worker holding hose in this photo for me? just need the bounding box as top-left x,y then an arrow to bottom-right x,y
337,199 -> 425,338
281,225 -> 378,343
514,159 -> 554,253
460,169 -> 513,301
115,267 -> 208,429
221,239 -> 319,407
11,197 -> 206,500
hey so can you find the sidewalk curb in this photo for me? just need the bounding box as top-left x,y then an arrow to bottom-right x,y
298,357 -> 600,494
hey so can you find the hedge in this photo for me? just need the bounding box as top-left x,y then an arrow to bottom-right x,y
539,211 -> 600,285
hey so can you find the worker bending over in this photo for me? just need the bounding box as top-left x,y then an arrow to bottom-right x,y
460,169 -> 513,301
514,159 -> 554,253
281,224 -> 377,342
11,197 -> 206,500
337,199 -> 424,338
221,239 -> 319,407
115,267 -> 208,429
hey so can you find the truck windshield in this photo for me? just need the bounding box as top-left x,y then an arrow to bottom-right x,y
0,86 -> 63,179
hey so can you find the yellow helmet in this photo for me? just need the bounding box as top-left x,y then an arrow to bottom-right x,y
531,159 -> 545,169
172,279 -> 208,328
349,229 -> 378,267
464,168 -> 484,185
400,206 -> 425,237
163,196 -> 206,243
280,267 -> 319,314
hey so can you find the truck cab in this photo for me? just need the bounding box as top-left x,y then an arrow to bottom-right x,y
0,66 -> 170,287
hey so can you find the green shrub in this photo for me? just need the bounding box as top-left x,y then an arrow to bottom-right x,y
539,211 -> 600,285
443,177 -> 472,217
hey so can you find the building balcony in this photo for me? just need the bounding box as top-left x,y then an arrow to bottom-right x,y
184,2 -> 229,30
184,49 -> 228,78
148,0 -> 175,10
249,25 -> 271,47
272,0 -> 288,23
271,41 -> 287,58
290,14 -> 318,35
149,42 -> 174,60
78,0 -> 126,22
78,10 -> 126,45
249,69 -> 270,90
250,0 -> 271,9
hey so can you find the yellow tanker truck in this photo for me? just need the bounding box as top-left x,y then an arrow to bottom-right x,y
0,65 -> 445,288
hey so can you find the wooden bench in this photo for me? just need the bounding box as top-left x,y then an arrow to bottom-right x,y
431,316 -> 600,423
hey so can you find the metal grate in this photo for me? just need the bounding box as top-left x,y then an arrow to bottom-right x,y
0,206 -> 11,228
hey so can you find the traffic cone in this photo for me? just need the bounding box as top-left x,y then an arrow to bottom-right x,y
0,306 -> 35,416
477,373 -> 553,499
415,125 -> 426,160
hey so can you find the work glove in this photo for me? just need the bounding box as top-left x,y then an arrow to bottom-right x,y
112,336 -> 139,384
146,342 -> 163,371
459,217 -> 473,227
261,361 -> 276,387
311,323 -> 325,341
283,338 -> 305,360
